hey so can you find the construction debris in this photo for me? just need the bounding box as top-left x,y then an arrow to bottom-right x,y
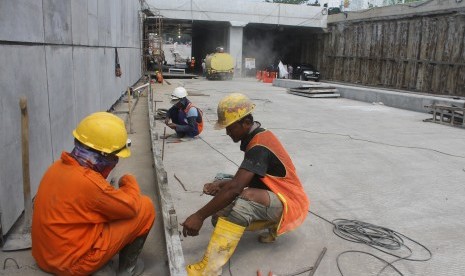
287,84 -> 340,98
424,104 -> 465,128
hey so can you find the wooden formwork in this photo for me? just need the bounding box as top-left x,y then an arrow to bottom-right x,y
424,104 -> 465,128
318,10 -> 465,97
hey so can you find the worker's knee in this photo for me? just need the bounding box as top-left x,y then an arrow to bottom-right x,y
226,198 -> 256,227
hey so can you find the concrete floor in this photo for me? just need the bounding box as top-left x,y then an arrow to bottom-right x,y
151,78 -> 465,276
1,77 -> 465,276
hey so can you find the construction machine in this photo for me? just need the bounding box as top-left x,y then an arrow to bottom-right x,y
205,47 -> 234,80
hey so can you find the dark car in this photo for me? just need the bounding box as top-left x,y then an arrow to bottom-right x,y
292,64 -> 320,82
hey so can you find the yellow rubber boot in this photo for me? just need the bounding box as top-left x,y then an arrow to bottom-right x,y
245,220 -> 276,232
186,217 -> 245,276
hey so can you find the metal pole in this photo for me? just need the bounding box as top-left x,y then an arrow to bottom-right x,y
127,87 -> 133,134
162,127 -> 166,160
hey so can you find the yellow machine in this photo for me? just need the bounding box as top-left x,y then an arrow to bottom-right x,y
205,51 -> 234,80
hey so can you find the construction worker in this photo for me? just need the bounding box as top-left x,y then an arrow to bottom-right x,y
32,112 -> 155,276
164,87 -> 203,138
181,93 -> 309,275
190,57 -> 196,72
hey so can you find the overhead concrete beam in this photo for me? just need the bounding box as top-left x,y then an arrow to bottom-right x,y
147,0 -> 327,28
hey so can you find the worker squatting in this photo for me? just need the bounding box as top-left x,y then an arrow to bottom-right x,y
31,89 -> 309,276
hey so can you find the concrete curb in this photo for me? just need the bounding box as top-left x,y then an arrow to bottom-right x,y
273,79 -> 465,113
148,86 -> 187,276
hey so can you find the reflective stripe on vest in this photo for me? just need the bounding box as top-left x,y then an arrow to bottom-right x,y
246,130 -> 310,236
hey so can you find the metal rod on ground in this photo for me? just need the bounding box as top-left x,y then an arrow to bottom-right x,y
308,247 -> 327,276
162,127 -> 166,160
127,87 -> 132,133
148,74 -> 152,102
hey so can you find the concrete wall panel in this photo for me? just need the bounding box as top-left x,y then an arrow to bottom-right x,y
1,0 -> 142,236
45,46 -> 76,160
98,0 -> 110,47
0,45 -> 52,232
0,0 -> 44,42
71,1 -> 88,45
73,48 -> 101,120
88,0 -> 99,46
43,0 -> 72,44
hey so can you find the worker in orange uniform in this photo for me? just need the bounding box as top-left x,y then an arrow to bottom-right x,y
32,112 -> 155,276
181,93 -> 309,275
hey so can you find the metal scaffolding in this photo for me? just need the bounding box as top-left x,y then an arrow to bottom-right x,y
141,8 -> 164,74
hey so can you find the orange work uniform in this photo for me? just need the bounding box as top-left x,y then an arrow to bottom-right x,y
246,130 -> 309,236
32,152 -> 155,276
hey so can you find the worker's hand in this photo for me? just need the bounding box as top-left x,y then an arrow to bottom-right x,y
118,174 -> 136,188
203,182 -> 221,196
164,118 -> 170,125
181,213 -> 204,237
167,123 -> 176,130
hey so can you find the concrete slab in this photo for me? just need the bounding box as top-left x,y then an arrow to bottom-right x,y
151,78 -> 465,275
71,1 -> 88,45
273,78 -> 465,113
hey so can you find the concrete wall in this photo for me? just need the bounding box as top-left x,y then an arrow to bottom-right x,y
0,0 -> 142,236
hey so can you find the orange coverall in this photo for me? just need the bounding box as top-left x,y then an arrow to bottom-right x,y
32,152 -> 155,276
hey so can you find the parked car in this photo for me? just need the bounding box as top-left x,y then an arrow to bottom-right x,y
292,64 -> 320,82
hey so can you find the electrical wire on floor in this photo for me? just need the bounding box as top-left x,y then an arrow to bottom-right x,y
198,135 -> 433,276
269,127 -> 465,159
199,136 -> 240,167
311,211 -> 432,276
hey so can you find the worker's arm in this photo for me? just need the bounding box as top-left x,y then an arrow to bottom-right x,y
174,116 -> 197,133
165,106 -> 177,125
181,168 -> 254,237
92,174 -> 142,220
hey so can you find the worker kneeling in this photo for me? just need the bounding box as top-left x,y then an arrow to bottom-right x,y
32,112 -> 155,276
181,93 -> 310,276
164,86 -> 203,138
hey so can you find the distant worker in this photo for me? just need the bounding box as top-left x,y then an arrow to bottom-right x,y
164,87 -> 204,138
287,64 -> 294,79
201,59 -> 206,77
190,57 -> 196,73
32,112 -> 156,276
181,93 -> 310,275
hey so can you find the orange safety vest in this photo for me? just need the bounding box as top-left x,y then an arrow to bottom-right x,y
246,130 -> 309,236
184,103 -> 203,135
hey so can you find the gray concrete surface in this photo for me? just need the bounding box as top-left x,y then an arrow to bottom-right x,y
0,91 -> 169,276
273,78 -> 465,113
0,0 -> 142,236
151,77 -> 465,275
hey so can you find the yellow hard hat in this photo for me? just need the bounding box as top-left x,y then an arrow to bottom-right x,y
72,112 -> 131,158
215,93 -> 256,130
